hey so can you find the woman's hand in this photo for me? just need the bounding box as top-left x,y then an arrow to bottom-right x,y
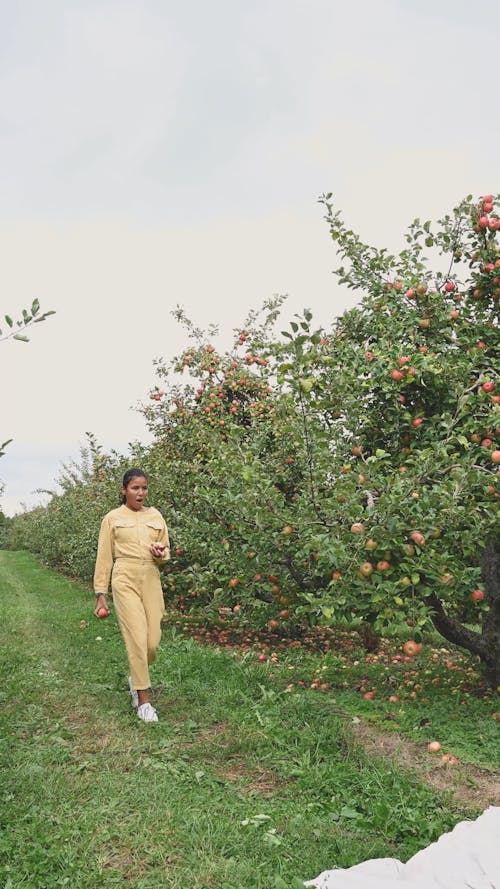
94,593 -> 109,617
150,543 -> 166,559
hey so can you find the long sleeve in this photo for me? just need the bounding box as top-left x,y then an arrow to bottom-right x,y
93,515 -> 114,594
155,514 -> 171,564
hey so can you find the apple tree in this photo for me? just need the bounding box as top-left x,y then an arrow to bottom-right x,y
309,191 -> 499,686
143,194 -> 499,687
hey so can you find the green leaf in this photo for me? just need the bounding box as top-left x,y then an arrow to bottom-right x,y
4,315 -> 13,327
340,806 -> 360,819
13,334 -> 30,343
263,829 -> 282,846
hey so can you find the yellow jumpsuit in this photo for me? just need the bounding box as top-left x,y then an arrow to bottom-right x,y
93,504 -> 170,690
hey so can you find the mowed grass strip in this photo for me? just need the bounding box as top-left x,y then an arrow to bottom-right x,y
0,552 -> 469,889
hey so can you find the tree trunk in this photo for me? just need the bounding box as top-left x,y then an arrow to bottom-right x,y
425,540 -> 500,691
480,540 -> 500,689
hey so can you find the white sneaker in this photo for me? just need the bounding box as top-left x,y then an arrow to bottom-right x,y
137,702 -> 158,723
128,676 -> 139,710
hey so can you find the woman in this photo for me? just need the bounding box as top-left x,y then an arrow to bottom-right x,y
93,468 -> 170,722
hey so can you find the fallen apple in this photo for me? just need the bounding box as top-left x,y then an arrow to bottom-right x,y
403,640 -> 422,657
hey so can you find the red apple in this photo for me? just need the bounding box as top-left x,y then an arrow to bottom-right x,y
470,589 -> 485,602
403,640 -> 422,657
427,740 -> 442,753
359,561 -> 374,577
440,753 -> 459,765
351,522 -> 366,534
97,607 -> 110,618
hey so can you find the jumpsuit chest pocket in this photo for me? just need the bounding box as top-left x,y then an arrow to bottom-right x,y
112,521 -> 136,544
144,521 -> 164,543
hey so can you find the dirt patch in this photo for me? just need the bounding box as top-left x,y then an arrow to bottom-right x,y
182,721 -> 285,795
99,846 -> 147,881
349,720 -> 500,809
193,721 -> 230,742
215,755 -> 284,796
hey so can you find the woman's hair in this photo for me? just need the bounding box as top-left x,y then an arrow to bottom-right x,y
119,468 -> 148,504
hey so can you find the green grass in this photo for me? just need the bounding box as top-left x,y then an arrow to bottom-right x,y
165,611 -> 500,771
0,552 -> 489,888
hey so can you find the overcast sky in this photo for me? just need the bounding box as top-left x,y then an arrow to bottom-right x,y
1,0 -> 499,515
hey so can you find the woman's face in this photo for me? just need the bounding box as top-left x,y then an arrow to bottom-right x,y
121,476 -> 148,510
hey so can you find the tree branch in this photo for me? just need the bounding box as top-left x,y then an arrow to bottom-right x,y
424,592 -> 487,659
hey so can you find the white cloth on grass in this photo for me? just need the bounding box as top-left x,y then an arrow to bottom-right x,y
305,806 -> 500,889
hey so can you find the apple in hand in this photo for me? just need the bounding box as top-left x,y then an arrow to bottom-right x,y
97,607 -> 110,618
151,543 -> 166,557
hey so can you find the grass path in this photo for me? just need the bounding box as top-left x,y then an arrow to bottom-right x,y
0,551 -> 483,888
